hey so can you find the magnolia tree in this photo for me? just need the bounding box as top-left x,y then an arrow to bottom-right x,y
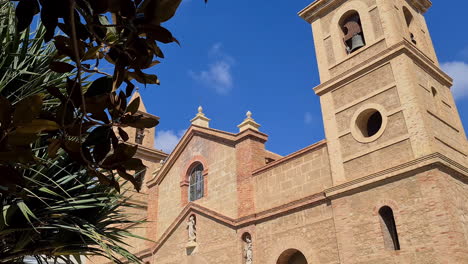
7,0 -> 206,192
0,0 -> 205,262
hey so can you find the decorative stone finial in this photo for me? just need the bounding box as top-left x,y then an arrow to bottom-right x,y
190,105 -> 210,128
237,110 -> 260,132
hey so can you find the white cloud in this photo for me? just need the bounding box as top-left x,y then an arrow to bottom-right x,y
441,61 -> 468,100
189,43 -> 235,95
155,130 -> 186,153
304,112 -> 314,124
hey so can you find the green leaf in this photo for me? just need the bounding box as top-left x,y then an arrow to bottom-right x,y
17,200 -> 38,226
127,71 -> 160,85
118,127 -> 129,142
12,94 -> 44,125
49,61 -> 75,73
38,187 -> 63,198
140,0 -> 183,24
82,46 -> 101,61
7,131 -> 39,146
0,148 -> 35,163
116,169 -> 140,192
16,119 -> 60,133
47,139 -> 62,158
102,144 -> 138,167
126,97 -> 140,114
85,76 -> 113,97
2,205 -> 11,227
0,96 -> 12,130
121,158 -> 146,171
124,116 -> 159,129
15,0 -> 40,32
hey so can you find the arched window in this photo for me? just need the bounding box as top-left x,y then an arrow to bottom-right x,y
189,163 -> 204,201
403,7 -> 416,44
431,87 -> 438,97
276,249 -> 308,264
379,206 -> 400,250
340,11 -> 366,54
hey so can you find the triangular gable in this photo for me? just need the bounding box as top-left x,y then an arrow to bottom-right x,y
147,125 -> 268,187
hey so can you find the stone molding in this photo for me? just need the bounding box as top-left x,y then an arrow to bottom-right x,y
298,0 -> 432,23
314,40 -> 453,96
252,140 -> 327,176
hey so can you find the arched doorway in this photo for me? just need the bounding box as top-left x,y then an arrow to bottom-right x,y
276,249 -> 308,264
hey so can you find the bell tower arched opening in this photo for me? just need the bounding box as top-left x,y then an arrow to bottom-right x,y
339,10 -> 366,54
276,249 -> 308,264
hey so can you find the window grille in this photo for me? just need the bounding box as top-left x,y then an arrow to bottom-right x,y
189,164 -> 204,201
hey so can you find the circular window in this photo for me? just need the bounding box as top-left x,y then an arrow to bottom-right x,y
351,105 -> 387,143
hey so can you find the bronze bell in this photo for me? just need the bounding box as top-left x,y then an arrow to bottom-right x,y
347,33 -> 365,53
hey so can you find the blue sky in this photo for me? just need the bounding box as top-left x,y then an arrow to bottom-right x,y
142,0 -> 468,155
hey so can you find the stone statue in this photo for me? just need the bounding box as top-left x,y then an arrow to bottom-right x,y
244,236 -> 253,264
187,215 -> 196,242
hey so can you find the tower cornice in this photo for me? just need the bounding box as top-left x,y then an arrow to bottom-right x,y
313,40 -> 452,96
298,0 -> 432,23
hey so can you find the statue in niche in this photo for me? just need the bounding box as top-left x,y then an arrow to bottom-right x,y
187,215 -> 196,242
243,235 -> 253,264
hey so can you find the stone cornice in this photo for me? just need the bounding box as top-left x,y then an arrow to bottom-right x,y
133,143 -> 168,162
152,152 -> 467,255
299,0 -> 432,23
147,125 -> 269,187
252,140 -> 327,176
314,40 -> 452,96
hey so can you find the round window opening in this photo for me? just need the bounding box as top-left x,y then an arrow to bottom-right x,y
356,109 -> 383,138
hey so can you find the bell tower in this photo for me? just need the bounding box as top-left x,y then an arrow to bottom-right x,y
299,0 -> 467,184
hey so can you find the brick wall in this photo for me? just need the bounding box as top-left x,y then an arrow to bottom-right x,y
254,144 -> 332,212
332,168 -> 468,263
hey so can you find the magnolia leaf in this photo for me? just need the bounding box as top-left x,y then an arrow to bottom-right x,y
66,78 -> 83,107
85,77 -> 113,97
124,116 -> 159,129
50,61 -> 75,73
15,0 -> 40,32
84,126 -> 111,147
127,71 -> 159,85
0,166 -> 24,187
16,119 -> 60,134
93,138 -> 111,163
0,149 -> 35,163
125,82 -> 135,98
7,132 -> 39,146
121,158 -> 146,171
0,96 -> 12,130
116,168 -> 140,192
46,86 -> 67,102
102,143 -> 138,167
140,0 -> 183,24
12,94 -> 44,126
47,139 -> 62,158
139,25 -> 178,44
127,97 -> 140,115
82,46 -> 101,61
118,127 -> 129,142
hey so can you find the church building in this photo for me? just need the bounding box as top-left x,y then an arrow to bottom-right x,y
113,0 -> 468,263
